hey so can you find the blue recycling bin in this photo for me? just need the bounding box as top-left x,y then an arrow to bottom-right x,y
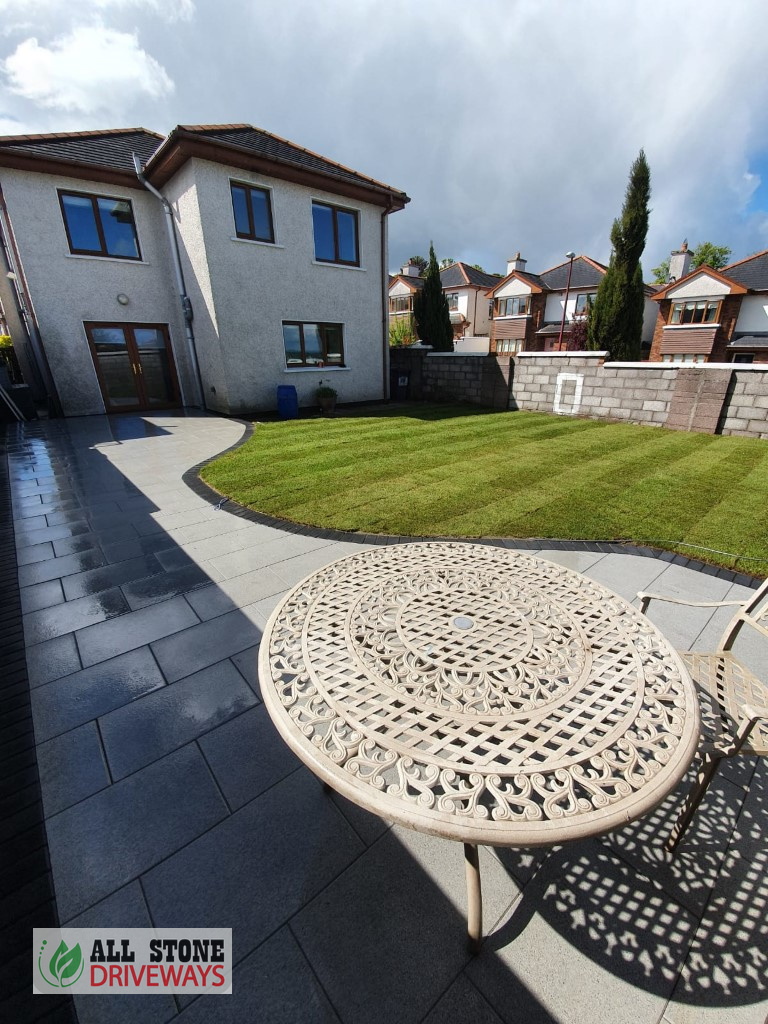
276,384 -> 298,420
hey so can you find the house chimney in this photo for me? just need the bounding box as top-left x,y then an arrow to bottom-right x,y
668,240 -> 692,283
506,252 -> 527,275
401,260 -> 422,278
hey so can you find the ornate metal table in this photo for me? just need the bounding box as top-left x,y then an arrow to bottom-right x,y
258,542 -> 700,950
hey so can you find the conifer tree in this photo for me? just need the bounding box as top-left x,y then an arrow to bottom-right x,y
588,151 -> 651,360
413,243 -> 454,352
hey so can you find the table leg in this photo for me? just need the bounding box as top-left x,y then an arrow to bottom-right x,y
464,843 -> 482,954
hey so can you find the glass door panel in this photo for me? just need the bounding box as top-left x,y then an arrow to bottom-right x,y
134,328 -> 177,407
90,326 -> 140,408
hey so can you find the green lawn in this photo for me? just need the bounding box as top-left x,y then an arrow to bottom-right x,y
200,405 -> 768,575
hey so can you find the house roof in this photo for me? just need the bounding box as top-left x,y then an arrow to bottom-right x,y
145,124 -> 410,209
485,269 -> 547,298
439,262 -> 500,289
389,274 -> 424,293
539,255 -> 607,290
652,265 -> 748,301
0,128 -> 163,188
721,249 -> 768,291
728,334 -> 768,349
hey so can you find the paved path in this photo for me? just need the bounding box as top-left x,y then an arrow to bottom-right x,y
6,411 -> 768,1024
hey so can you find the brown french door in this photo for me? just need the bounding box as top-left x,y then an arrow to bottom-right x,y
85,322 -> 181,412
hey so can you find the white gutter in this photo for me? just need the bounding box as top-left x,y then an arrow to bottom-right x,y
132,153 -> 204,409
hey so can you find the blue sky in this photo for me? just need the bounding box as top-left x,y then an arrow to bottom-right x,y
1,0 -> 767,277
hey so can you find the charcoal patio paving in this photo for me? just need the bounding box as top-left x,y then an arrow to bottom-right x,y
2,411 -> 767,1024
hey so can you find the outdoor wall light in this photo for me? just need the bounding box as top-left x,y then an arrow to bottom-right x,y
116,293 -> 129,305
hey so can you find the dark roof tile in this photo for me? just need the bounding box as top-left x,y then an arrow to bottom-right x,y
539,256 -> 607,290
0,128 -> 162,174
170,124 -> 407,200
722,250 -> 768,291
439,262 -> 501,288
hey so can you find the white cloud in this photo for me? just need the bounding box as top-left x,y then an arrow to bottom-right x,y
3,24 -> 174,114
0,0 -> 194,22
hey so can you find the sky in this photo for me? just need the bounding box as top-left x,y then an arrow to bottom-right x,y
1,0 -> 767,278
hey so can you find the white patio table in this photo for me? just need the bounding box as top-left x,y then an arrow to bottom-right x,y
258,542 -> 700,951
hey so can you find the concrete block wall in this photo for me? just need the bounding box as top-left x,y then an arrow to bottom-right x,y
389,347 -> 768,439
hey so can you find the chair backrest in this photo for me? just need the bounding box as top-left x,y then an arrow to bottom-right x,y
720,576 -> 768,650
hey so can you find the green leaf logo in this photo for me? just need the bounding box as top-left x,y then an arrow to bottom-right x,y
39,939 -> 84,987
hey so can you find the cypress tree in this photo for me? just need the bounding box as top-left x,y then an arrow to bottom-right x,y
413,243 -> 454,352
588,151 -> 651,360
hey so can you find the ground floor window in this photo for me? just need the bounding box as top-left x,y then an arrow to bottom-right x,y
661,353 -> 705,364
283,321 -> 344,368
496,338 -> 522,354
732,353 -> 754,363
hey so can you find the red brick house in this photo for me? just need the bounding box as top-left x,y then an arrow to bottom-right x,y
650,245 -> 768,364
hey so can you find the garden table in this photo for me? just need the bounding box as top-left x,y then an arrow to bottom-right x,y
258,542 -> 700,951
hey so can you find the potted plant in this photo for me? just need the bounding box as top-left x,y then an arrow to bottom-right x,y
316,383 -> 337,416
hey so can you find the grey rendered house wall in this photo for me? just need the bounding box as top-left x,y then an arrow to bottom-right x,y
0,167 -> 193,417
165,156 -> 387,415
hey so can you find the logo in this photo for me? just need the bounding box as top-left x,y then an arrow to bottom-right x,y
37,938 -> 84,988
33,929 -> 232,995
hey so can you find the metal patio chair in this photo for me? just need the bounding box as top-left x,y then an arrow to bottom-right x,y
637,577 -> 768,851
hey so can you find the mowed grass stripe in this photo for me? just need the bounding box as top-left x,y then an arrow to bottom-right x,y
201,406 -> 768,573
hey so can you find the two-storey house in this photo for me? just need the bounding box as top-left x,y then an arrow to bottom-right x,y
486,253 -> 657,355
0,124 -> 409,416
650,243 -> 768,364
388,260 -> 499,342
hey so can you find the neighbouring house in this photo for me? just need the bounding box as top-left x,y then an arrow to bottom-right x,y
439,262 -> 500,338
486,252 -> 657,355
388,259 -> 500,342
388,259 -> 424,342
0,124 -> 409,416
649,243 -> 768,364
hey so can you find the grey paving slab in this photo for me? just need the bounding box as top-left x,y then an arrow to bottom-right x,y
198,705 -> 301,810
25,633 -> 81,687
291,826 -> 519,1024
100,659 -> 258,781
69,882 -> 178,1024
535,548 -> 606,574
176,927 -> 340,1024
14,521 -> 93,549
77,595 -> 199,667
155,546 -> 197,572
183,567 -> 286,621
31,646 -> 166,741
209,533 -> 334,580
230,645 -> 260,696
44,509 -> 91,528
19,578 -> 65,614
173,515 -> 261,545
16,540 -> 55,565
101,533 -> 178,564
36,721 -> 110,817
422,974 -> 505,1024
62,553 -> 164,600
23,586 -> 129,644
151,608 -> 262,683
574,552 -> 668,601
51,532 -> 103,557
18,546 -> 106,587
141,769 -> 364,963
270,541 -> 373,589
48,744 -> 229,921
238,591 -> 288,631
121,561 -> 213,610
600,770 -> 745,916
179,525 -> 277,563
11,512 -> 46,532
467,841 -> 698,1024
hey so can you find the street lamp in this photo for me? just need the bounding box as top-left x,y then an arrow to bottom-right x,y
557,251 -> 577,350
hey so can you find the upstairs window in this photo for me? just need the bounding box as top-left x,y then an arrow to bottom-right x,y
389,295 -> 413,313
230,182 -> 274,243
312,202 -> 359,265
59,191 -> 141,260
447,293 -> 459,311
496,296 -> 530,316
574,293 -> 594,314
669,299 -> 720,325
283,321 -> 344,368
